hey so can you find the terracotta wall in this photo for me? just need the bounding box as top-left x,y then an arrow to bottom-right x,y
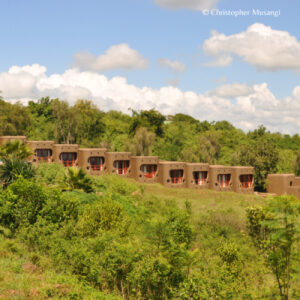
130,156 -> 159,183
209,165 -> 233,192
232,166 -> 255,194
77,148 -> 107,175
26,141 -> 54,163
158,161 -> 186,188
105,152 -> 132,177
267,174 -> 295,195
185,163 -> 209,189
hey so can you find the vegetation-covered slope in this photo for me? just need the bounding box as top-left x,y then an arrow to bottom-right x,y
0,162 -> 299,299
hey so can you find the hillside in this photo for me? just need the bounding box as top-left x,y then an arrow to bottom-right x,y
1,164 -> 299,299
1,98 -> 300,191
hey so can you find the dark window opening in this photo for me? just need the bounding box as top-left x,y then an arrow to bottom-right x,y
88,156 -> 105,171
140,164 -> 157,178
240,174 -> 254,188
35,149 -> 52,162
193,171 -> 208,185
170,169 -> 184,184
60,152 -> 77,167
113,160 -> 130,175
217,174 -> 231,187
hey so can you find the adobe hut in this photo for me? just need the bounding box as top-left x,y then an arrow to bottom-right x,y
27,141 -> 54,163
52,144 -> 79,167
209,165 -> 233,192
158,161 -> 186,188
130,156 -> 159,183
105,152 -> 131,177
77,148 -> 107,175
266,174 -> 295,195
232,166 -> 255,194
185,163 -> 209,189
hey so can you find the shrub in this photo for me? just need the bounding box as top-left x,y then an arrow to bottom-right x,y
0,156 -> 35,187
35,162 -> 65,186
0,177 -> 47,231
76,199 -> 131,237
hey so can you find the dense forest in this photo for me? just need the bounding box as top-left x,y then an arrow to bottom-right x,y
1,97 -> 300,191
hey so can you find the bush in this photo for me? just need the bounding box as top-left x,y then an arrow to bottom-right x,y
0,177 -> 47,232
35,162 -> 65,186
0,156 -> 35,187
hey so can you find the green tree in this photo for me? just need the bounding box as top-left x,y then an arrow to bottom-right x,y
51,99 -> 74,143
277,150 -> 297,174
238,126 -> 279,191
129,109 -> 166,137
295,150 -> 300,176
180,132 -> 221,164
70,99 -> 106,146
27,97 -> 55,140
0,100 -> 31,136
247,196 -> 300,300
125,127 -> 156,156
28,97 -> 54,119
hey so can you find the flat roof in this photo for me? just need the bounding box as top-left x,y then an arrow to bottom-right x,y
78,148 -> 107,151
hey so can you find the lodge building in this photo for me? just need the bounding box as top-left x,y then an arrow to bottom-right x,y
0,136 -> 256,194
267,174 -> 300,198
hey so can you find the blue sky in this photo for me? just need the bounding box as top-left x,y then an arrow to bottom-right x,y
1,0 -> 300,133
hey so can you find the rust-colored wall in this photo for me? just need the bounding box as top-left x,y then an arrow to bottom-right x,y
266,174 -> 295,195
232,166 -> 255,194
130,156 -> 159,183
293,177 -> 300,186
209,165 -> 233,192
105,152 -> 131,177
0,136 -> 27,145
288,186 -> 300,198
77,148 -> 107,175
185,163 -> 209,189
27,141 -> 54,163
158,161 -> 186,188
52,144 -> 79,165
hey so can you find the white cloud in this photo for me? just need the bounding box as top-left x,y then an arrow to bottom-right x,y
73,43 -> 149,72
165,78 -> 180,86
203,23 -> 300,71
155,0 -> 218,10
210,83 -> 254,98
1,64 -> 300,134
158,58 -> 186,73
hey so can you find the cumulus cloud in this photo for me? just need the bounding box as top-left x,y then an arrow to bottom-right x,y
73,43 -> 149,72
1,64 -> 300,134
210,83 -> 254,98
158,58 -> 186,73
203,23 -> 300,71
154,0 -> 219,10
